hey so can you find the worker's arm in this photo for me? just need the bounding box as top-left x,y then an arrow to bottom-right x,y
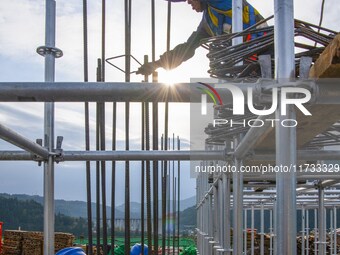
137,24 -> 210,75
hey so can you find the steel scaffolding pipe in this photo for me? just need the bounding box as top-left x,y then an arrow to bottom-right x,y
3,149 -> 340,162
0,123 -> 49,159
0,82 -> 256,103
1,80 -> 340,103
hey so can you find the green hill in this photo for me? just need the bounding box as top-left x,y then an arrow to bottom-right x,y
0,196 -> 88,236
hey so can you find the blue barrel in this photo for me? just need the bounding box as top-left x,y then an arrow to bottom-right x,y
56,247 -> 86,255
130,243 -> 148,255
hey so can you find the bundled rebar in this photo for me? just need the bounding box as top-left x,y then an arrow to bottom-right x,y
201,17 -> 337,80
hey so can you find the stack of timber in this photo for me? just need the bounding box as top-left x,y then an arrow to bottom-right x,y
2,230 -> 74,255
2,230 -> 25,255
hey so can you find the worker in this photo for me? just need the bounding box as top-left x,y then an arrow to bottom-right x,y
136,0 -> 266,76
55,247 -> 86,255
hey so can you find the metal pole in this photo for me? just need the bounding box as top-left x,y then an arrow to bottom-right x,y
330,207 -> 334,255
0,124 -> 49,159
82,0 -> 92,252
251,205 -> 255,255
153,103 -> 159,255
99,103 -> 108,255
334,207 -> 337,255
177,137 -> 180,255
261,203 -> 264,255
43,0 -> 57,253
111,101 -> 116,253
306,209 -> 309,255
224,172 -> 231,255
318,187 -> 326,255
274,0 -> 297,254
314,209 -> 318,255
96,60 -> 101,254
270,209 -> 273,255
233,138 -> 243,255
302,206 -> 306,255
244,208 -> 248,254
124,0 -> 132,252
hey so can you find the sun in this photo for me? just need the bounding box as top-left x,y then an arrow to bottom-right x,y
158,69 -> 176,86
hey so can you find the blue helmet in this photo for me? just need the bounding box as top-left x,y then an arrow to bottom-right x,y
56,247 -> 86,255
130,243 -> 148,255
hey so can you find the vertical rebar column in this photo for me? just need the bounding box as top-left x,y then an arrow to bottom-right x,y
82,0 -> 93,253
124,0 -> 132,253
43,1 -> 56,254
274,0 -> 297,254
100,1 -> 107,252
318,187 -> 326,255
302,206 -> 306,255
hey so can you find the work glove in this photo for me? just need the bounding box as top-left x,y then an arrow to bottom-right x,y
136,61 -> 161,76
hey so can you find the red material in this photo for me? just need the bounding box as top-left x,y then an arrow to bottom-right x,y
198,82 -> 224,105
0,222 -> 3,253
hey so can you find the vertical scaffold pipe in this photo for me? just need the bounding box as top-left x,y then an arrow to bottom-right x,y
302,206 -> 306,255
244,209 -> 247,254
96,59 -> 102,255
43,1 -> 56,253
141,55 -> 149,255
153,101 -> 159,254
233,137 -> 244,255
260,203 -> 264,255
274,0 -> 297,254
177,137 -> 180,254
224,172 -> 231,255
318,187 -> 326,255
111,101 -> 116,253
232,0 -> 243,253
100,101 -> 108,255
146,102 -> 152,251
251,205 -> 255,255
334,207 -> 337,255
82,0 -> 93,253
124,0 -> 132,253
314,209 -> 318,255
306,209 -> 309,255
100,0 -> 108,244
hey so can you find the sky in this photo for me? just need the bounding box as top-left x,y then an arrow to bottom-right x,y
0,0 -> 339,205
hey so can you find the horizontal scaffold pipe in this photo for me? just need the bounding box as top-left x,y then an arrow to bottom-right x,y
0,123 -> 49,159
0,80 -> 338,103
0,150 -> 226,161
1,149 -> 340,161
0,81 -> 268,103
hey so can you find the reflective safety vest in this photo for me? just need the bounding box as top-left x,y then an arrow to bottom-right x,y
202,0 -> 262,36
